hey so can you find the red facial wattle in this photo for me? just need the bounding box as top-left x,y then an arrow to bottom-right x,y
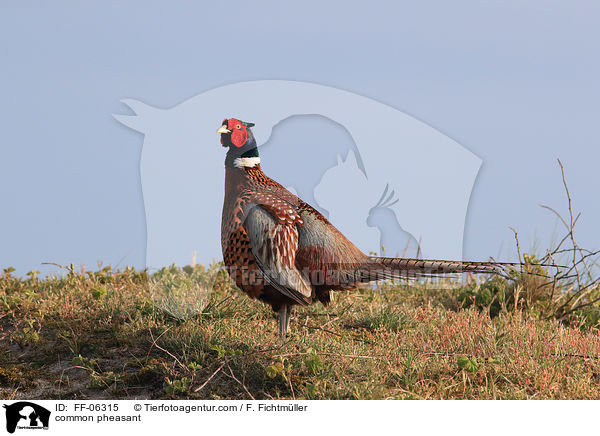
228,118 -> 248,147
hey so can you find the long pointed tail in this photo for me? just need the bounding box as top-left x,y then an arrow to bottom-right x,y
362,257 -> 519,281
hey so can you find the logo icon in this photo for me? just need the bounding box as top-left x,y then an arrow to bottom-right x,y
3,402 -> 50,434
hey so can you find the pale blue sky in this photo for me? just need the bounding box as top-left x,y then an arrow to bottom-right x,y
1,1 -> 599,275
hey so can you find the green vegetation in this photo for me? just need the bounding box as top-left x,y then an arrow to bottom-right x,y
1,258 -> 600,400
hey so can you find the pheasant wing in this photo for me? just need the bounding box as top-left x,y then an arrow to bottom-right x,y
243,194 -> 312,306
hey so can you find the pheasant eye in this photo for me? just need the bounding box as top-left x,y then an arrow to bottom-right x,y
236,124 -> 242,129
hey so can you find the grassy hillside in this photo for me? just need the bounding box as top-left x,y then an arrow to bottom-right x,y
1,260 -> 600,400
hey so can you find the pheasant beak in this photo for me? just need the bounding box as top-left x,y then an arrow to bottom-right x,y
216,125 -> 231,134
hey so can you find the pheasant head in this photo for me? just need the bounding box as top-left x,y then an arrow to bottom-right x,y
217,118 -> 259,168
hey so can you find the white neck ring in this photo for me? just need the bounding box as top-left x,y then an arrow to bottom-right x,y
233,157 -> 261,168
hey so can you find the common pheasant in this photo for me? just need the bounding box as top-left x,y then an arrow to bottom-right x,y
218,118 -> 513,337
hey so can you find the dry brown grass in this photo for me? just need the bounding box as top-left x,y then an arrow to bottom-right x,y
1,262 -> 600,400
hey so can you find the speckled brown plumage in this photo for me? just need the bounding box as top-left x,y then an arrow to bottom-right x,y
221,164 -> 362,311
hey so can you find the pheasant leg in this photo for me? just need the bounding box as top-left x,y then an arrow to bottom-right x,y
278,304 -> 291,339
